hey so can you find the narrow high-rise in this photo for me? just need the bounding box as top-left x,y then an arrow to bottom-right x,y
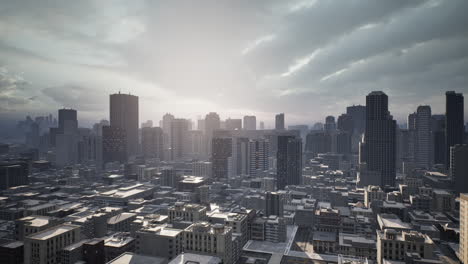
141,127 -> 163,159
248,139 -> 269,177
170,119 -> 189,160
276,135 -> 302,190
109,92 -> 139,158
243,115 -> 256,130
275,113 -> 285,130
211,137 -> 232,178
414,106 -> 432,169
360,91 -> 396,187
450,144 -> 468,194
445,91 -> 464,169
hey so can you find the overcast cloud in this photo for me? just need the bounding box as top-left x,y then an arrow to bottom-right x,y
0,0 -> 467,127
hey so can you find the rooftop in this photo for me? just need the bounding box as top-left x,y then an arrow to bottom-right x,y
27,224 -> 79,240
107,253 -> 166,264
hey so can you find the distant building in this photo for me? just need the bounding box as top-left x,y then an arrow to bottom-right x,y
225,118 -> 242,130
170,119 -> 189,160
276,135 -> 302,190
0,160 -> 29,190
275,113 -> 285,130
450,144 -> 468,194
265,192 -> 283,217
445,91 -> 464,168
102,126 -> 127,164
212,137 -> 232,178
135,225 -> 183,260
110,92 -> 139,158
141,127 -> 163,159
243,116 -> 256,130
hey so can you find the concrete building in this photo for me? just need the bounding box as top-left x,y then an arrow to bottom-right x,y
460,193 -> 468,264
376,229 -> 435,264
168,202 -> 207,223
135,225 -> 183,260
243,116 -> 256,130
211,137 -> 232,178
107,212 -> 137,232
24,224 -> 81,264
450,144 -> 468,194
364,185 -> 386,207
15,215 -> 63,240
248,139 -> 269,177
445,91 -> 464,169
183,222 -> 233,264
141,127 -> 163,159
192,161 -> 212,178
275,113 -> 285,130
0,160 -> 29,190
265,192 -> 283,217
170,119 -> 189,160
339,233 -> 376,260
110,92 -> 139,157
276,135 -> 302,190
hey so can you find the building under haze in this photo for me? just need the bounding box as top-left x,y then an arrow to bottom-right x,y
109,93 -> 139,158
102,126 -> 127,164
141,127 -> 163,160
211,137 -> 232,179
445,91 -> 464,169
243,115 -> 256,130
170,119 -> 189,160
276,135 -> 302,190
450,144 -> 468,194
275,113 -> 285,130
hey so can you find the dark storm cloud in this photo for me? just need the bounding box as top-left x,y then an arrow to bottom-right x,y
0,0 -> 466,124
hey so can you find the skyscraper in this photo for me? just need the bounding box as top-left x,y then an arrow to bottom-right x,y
109,93 -> 139,157
225,118 -> 242,130
275,113 -> 285,130
360,91 -> 396,187
249,139 -> 269,177
58,108 -> 78,133
170,119 -> 189,160
265,192 -> 283,217
141,127 -> 163,159
346,105 -> 366,135
445,91 -> 464,169
431,115 -> 446,165
102,126 -> 127,164
55,108 -> 79,167
415,106 -> 432,169
211,137 -> 232,178
324,116 -> 336,132
205,112 -> 221,155
276,135 -> 302,190
243,115 -> 256,130
450,144 -> 468,194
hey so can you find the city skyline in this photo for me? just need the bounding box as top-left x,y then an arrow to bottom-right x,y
1,0 -> 468,129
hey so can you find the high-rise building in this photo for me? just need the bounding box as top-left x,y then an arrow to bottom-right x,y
324,116 -> 336,132
460,194 -> 468,264
0,160 -> 29,190
276,135 -> 302,190
55,109 -> 79,167
450,144 -> 468,194
211,137 -> 232,178
243,116 -> 256,130
102,126 -> 127,164
58,108 -> 78,133
260,121 -> 265,130
225,118 -> 242,130
431,115 -> 446,165
162,113 -> 175,150
337,113 -> 353,134
445,91 -> 464,168
205,112 -> 221,155
232,137 -> 249,176
346,105 -> 366,135
275,113 -> 285,130
265,192 -> 283,217
305,131 -> 332,157
248,139 -> 269,177
141,127 -> 163,159
170,119 -> 189,160
413,106 -> 432,169
359,91 -> 396,187
109,92 -> 139,157
188,130 -> 205,158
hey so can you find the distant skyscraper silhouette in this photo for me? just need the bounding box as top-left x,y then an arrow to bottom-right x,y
211,137 -> 232,178
109,93 -> 139,158
431,115 -> 446,165
445,91 -> 464,169
170,119 -> 189,160
275,113 -> 285,130
102,126 -> 127,164
205,112 -> 221,155
359,91 -> 396,187
346,105 -> 366,135
142,127 -> 163,159
414,106 -> 432,169
243,115 -> 256,130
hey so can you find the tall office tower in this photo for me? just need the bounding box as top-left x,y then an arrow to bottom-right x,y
445,91 -> 464,169
205,112 -> 221,155
265,192 -> 283,217
431,115 -> 446,165
460,194 -> 468,264
170,119 -> 189,160
407,113 -> 417,164
232,137 -> 249,176
56,108 -> 79,167
275,113 -> 285,130
58,108 -> 78,133
305,131 -> 332,157
243,115 -> 256,130
276,135 -> 302,190
225,118 -> 242,130
24,224 -> 81,264
197,119 -> 205,132
346,105 -> 366,135
337,113 -> 354,134
211,137 -> 232,178
188,130 -> 205,158
249,139 -> 269,177
324,116 -> 337,132
102,126 -> 127,164
360,91 -> 396,187
414,106 -> 432,169
162,113 -> 175,149
396,128 -> 410,172
141,127 -> 163,159
260,121 -> 265,130
450,144 -> 468,194
0,160 -> 29,190
109,92 -> 139,157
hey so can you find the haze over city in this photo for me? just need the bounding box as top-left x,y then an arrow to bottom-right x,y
0,1 -> 468,264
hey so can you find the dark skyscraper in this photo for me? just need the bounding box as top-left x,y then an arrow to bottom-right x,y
275,113 -> 285,130
450,144 -> 468,194
265,192 -> 283,217
58,108 -> 78,133
276,135 -> 302,190
170,119 -> 189,160
346,105 -> 366,135
102,126 -> 127,164
445,91 -> 464,169
211,137 -> 232,178
431,115 -> 446,165
360,91 -> 396,187
110,93 -> 139,158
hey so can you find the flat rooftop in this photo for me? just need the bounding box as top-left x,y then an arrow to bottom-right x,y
28,224 -> 79,240
108,253 -> 166,264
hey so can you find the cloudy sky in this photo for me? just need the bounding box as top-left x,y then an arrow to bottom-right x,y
0,0 -> 467,128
